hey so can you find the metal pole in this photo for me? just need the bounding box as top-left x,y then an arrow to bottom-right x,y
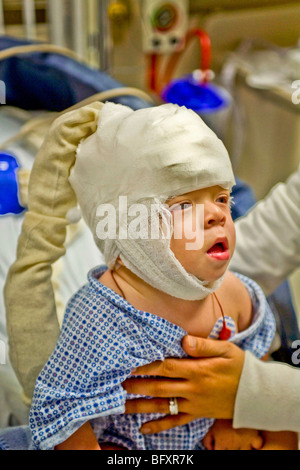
47,0 -> 62,46
47,0 -> 112,71
0,0 -> 5,35
22,0 -> 37,40
97,0 -> 112,72
0,0 -> 5,36
87,0 -> 112,71
72,0 -> 87,59
47,0 -> 72,48
87,0 -> 100,68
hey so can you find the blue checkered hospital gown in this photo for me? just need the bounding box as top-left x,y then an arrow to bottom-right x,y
29,266 -> 275,450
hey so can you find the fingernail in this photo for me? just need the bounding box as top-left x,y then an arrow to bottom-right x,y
188,336 -> 196,349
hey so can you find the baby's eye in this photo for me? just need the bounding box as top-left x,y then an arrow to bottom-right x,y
216,195 -> 229,204
216,194 -> 235,209
168,201 -> 192,212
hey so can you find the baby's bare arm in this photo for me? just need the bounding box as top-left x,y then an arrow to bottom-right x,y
259,431 -> 298,450
220,271 -> 253,332
203,420 -> 298,450
203,419 -> 263,450
55,422 -> 101,450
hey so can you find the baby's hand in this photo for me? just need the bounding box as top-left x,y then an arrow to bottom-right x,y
203,419 -> 264,450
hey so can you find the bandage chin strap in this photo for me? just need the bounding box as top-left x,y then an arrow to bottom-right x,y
115,200 -> 226,301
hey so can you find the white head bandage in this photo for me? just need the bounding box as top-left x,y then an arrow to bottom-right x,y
69,102 -> 235,300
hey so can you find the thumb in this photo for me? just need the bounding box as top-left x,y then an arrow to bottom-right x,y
252,434 -> 264,450
182,335 -> 231,358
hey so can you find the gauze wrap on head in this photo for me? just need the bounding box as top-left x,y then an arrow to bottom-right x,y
70,102 -> 235,300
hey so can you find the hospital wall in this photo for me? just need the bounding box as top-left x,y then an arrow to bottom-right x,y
110,1 -> 300,201
4,1 -> 300,200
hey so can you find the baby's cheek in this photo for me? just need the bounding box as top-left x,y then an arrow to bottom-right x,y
228,223 -> 236,253
169,237 -> 186,262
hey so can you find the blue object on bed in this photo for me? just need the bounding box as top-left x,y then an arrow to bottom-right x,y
0,36 -> 150,111
0,152 -> 25,216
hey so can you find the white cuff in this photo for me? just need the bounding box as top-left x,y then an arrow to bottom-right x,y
233,351 -> 300,432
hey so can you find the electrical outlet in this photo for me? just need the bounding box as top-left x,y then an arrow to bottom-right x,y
141,0 -> 188,54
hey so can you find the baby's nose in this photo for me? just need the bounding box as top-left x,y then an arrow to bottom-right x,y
204,202 -> 226,228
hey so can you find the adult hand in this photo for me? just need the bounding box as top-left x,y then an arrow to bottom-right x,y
123,335 -> 245,435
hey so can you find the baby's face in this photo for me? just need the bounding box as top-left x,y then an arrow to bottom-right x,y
167,186 -> 236,283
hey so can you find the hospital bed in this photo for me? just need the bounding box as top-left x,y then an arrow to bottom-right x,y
0,36 -> 299,430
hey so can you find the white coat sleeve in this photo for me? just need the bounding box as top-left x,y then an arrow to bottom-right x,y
233,351 -> 300,432
230,164 -> 300,296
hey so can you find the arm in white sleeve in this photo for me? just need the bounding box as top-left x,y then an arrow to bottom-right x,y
230,164 -> 300,296
233,351 -> 300,432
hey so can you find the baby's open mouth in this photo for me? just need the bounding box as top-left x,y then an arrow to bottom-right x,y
207,239 -> 230,260
207,242 -> 226,254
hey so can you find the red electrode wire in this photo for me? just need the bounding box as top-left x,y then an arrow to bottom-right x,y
213,292 -> 231,341
189,28 -> 211,77
146,29 -> 212,95
147,53 -> 160,92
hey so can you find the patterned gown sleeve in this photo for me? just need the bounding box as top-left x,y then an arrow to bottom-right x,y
29,280 -> 185,450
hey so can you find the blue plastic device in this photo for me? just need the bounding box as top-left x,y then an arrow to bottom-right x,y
161,75 -> 229,113
0,152 -> 25,215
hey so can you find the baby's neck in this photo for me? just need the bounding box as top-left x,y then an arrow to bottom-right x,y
99,266 -> 213,334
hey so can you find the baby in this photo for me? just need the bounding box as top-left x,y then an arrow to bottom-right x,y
29,103 -> 297,450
